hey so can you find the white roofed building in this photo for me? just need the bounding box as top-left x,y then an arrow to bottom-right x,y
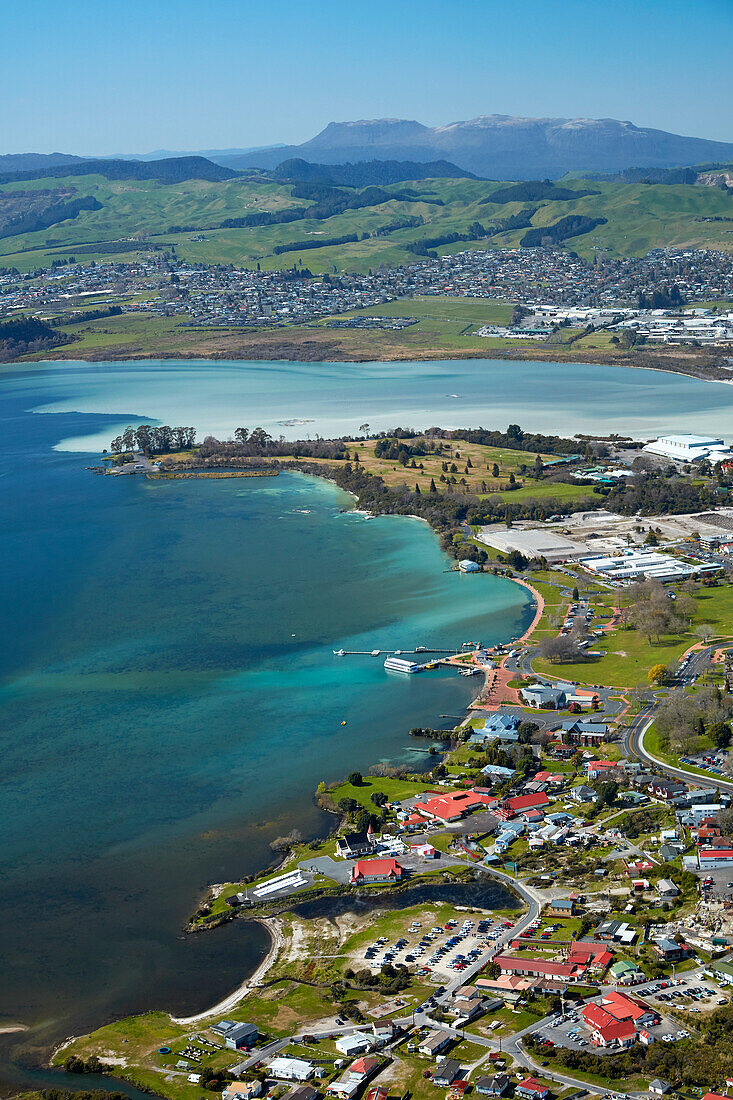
643,434 -> 733,464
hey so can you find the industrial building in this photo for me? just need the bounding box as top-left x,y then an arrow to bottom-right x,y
643,434 -> 733,464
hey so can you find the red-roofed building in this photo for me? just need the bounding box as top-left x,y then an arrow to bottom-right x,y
350,859 -> 403,885
699,847 -> 733,867
586,761 -> 619,780
493,954 -> 579,981
567,942 -> 614,972
498,792 -> 551,820
701,1093 -> 729,1100
515,1078 -> 549,1099
413,789 -> 494,823
581,1003 -> 637,1048
597,991 -> 658,1026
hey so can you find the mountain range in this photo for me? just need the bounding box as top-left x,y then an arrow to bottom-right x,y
4,115 -> 733,182
215,115 -> 733,179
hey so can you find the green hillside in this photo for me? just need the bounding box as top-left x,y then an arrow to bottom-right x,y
1,169 -> 732,274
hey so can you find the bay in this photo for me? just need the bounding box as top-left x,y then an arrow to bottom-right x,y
2,352 -> 730,1084
0,369 -> 532,1083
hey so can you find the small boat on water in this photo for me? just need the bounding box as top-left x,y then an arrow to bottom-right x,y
371,649 -> 381,656
459,667 -> 482,676
333,649 -> 346,656
415,645 -> 429,652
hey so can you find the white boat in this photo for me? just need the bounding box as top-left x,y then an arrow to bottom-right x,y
333,649 -> 346,656
384,657 -> 421,674
371,649 -> 381,656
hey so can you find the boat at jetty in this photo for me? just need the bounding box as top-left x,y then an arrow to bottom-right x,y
333,649 -> 346,656
384,656 -> 422,673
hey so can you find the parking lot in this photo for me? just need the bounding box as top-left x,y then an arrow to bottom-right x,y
361,914 -> 512,979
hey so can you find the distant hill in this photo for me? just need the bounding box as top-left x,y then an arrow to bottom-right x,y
0,156 -> 236,185
228,115 -> 733,180
270,158 -> 477,186
0,152 -> 84,173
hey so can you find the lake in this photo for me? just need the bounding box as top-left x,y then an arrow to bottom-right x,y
1,354 -> 730,1085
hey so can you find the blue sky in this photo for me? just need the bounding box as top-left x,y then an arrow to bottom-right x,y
4,0 -> 733,154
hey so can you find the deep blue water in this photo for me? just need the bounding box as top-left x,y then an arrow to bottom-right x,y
0,369 -> 533,1079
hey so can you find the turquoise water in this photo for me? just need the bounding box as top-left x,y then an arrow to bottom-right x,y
3,353 -> 730,1079
8,356 -> 733,452
0,368 -> 532,1076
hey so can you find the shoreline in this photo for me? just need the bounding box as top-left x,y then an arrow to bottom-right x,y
169,917 -> 284,1026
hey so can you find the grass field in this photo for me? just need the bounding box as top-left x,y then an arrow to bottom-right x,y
3,170 -> 733,277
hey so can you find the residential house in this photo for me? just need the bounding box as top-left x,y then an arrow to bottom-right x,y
222,1083 -> 263,1100
648,779 -> 687,802
569,784 -> 598,804
284,1089 -> 319,1100
657,878 -> 680,900
474,1076 -> 511,1097
335,1033 -> 373,1057
648,1081 -> 671,1096
432,1060 -> 462,1087
587,761 -> 620,781
651,937 -> 687,962
469,714 -> 520,745
515,1078 -> 550,1099
419,1031 -> 453,1057
211,1021 -> 258,1051
609,959 -> 642,985
268,1059 -> 315,1082
546,898 -> 576,918
499,792 -> 551,819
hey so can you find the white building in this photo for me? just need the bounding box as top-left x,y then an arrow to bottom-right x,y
268,1058 -> 314,1082
580,548 -> 711,584
643,434 -> 733,464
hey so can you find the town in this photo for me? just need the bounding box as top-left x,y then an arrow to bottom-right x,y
3,246 -> 733,354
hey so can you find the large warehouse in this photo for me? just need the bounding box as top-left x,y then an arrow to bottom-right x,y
643,434 -> 733,464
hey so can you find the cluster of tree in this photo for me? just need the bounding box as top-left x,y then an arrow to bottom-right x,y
343,961 -> 411,993
63,1056 -> 107,1074
622,577 -> 692,644
197,429 -> 348,461
520,214 -> 607,248
38,1092 -> 129,1100
0,314 -> 71,357
273,232 -> 360,255
655,684 -> 733,755
404,222 -> 488,257
374,436 -> 428,461
637,284 -> 686,308
481,181 -> 599,204
52,305 -> 122,326
109,424 -> 196,455
371,214 -> 424,236
449,424 -> 579,456
599,165 -> 699,185
599,469 -> 722,515
0,194 -> 102,240
270,157 -> 473,186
